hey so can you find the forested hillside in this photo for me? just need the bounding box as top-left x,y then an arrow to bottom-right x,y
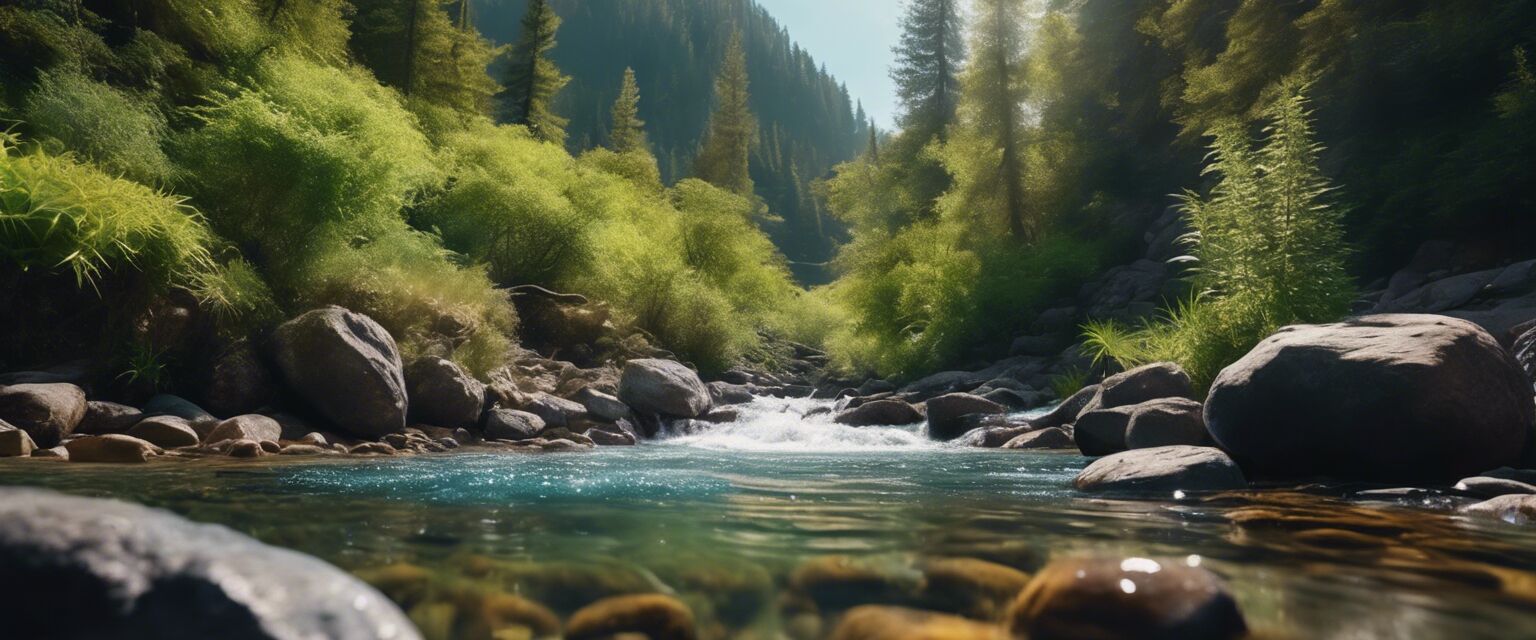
473,0 -> 871,283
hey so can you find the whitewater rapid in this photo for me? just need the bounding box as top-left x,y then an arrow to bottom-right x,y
656,395 -> 944,453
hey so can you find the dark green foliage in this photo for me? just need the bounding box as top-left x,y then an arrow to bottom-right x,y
350,0 -> 503,119
694,31 -> 756,197
499,0 -> 568,144
608,67 -> 647,153
472,0 -> 869,284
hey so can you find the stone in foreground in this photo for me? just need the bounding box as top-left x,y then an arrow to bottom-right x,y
0,382 -> 86,448
1205,315 -> 1534,482
1006,557 -> 1246,640
831,605 -> 1005,640
618,359 -> 712,418
1075,446 -> 1246,494
271,306 -> 409,438
0,487 -> 418,639
565,593 -> 697,640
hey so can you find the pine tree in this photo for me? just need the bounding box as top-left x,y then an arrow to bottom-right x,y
892,0 -> 965,145
955,0 -> 1030,240
502,0 -> 570,144
609,67 -> 648,154
694,30 -> 757,196
348,0 -> 499,115
867,122 -> 880,164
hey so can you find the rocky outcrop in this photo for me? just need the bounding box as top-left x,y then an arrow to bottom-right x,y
0,383 -> 86,448
0,487 -> 418,639
1205,315 -> 1534,482
202,339 -> 275,416
836,399 -> 924,427
271,307 -> 409,438
1074,446 -> 1246,494
405,357 -> 486,429
926,393 -> 1006,441
618,359 -> 711,418
1006,557 -> 1246,640
1124,398 -> 1209,449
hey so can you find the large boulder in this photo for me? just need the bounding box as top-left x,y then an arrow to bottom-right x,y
64,434 -> 161,463
1074,446 -> 1246,494
574,387 -> 631,422
0,487 -> 418,639
484,408 -> 546,441
1029,384 -> 1100,430
926,393 -> 1006,441
1205,315 -> 1535,482
1124,398 -> 1210,449
127,416 -> 201,448
404,357 -> 486,429
1006,557 -> 1246,640
522,392 -> 587,428
1088,362 -> 1194,411
1003,427 -> 1073,450
0,383 -> 86,448
207,415 -> 282,445
271,307 -> 409,438
1072,406 -> 1136,457
75,401 -> 143,435
836,399 -> 924,427
618,359 -> 712,418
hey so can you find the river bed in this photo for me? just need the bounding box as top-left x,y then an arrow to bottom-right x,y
2,396 -> 1535,639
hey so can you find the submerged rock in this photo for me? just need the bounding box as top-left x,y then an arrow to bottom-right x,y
1124,398 -> 1209,449
64,434 -> 161,463
926,393 -> 1006,441
1205,314 -> 1535,482
789,556 -> 922,613
1463,494 -> 1536,524
619,359 -> 712,418
0,487 -> 418,639
919,557 -> 1032,620
836,399 -> 924,427
565,594 -> 697,640
0,383 -> 86,448
1006,557 -> 1246,640
831,606 -> 1005,640
405,357 -> 486,429
272,306 -> 409,438
1074,446 -> 1246,494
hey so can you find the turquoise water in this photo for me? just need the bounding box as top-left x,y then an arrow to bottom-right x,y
2,396 -> 1536,638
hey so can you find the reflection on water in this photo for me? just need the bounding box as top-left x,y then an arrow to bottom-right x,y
0,396 -> 1534,638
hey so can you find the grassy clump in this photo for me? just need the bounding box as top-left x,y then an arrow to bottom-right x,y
23,68 -> 174,184
1084,83 -> 1353,389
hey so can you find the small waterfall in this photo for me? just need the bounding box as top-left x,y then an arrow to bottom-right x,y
658,396 -> 941,452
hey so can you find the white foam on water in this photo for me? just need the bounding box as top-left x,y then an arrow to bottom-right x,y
657,395 -> 943,453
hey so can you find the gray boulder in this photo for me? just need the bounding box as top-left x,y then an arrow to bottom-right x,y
835,399 -> 923,427
925,393 -> 1006,441
619,359 -> 712,418
1072,406 -> 1137,457
207,415 -> 283,445
1125,398 -> 1210,450
271,307 -> 409,438
405,357 -> 486,429
707,381 -> 755,405
1462,494 -> 1536,525
1075,446 -> 1247,494
75,401 -> 143,435
0,487 -> 418,639
574,387 -> 631,422
1089,362 -> 1194,411
1029,383 -> 1100,430
523,393 -> 587,428
0,383 -> 86,448
485,408 -> 545,441
1205,315 -> 1534,482
1003,427 -> 1073,450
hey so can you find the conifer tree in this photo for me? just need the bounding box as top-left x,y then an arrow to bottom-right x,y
502,0 -> 570,144
892,0 -> 965,145
867,122 -> 880,164
609,67 -> 648,154
695,30 -> 757,196
349,0 -> 499,115
952,0 -> 1030,240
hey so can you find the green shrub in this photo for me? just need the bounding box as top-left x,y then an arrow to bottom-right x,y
0,134 -> 213,291
1085,83 -> 1353,389
23,68 -> 173,183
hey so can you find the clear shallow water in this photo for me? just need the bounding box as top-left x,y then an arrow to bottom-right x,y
2,397 -> 1536,639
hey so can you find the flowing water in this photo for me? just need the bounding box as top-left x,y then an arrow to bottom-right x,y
3,396 -> 1536,639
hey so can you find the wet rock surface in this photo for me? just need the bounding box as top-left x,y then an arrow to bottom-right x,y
1006,557 -> 1246,640
619,359 -> 712,418
1075,446 -> 1246,494
0,383 -> 86,448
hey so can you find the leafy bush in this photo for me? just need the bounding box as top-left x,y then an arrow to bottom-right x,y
23,69 -> 173,183
1085,83 -> 1353,389
0,134 -> 213,291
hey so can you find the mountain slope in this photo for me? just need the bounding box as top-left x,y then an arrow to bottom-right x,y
472,0 -> 870,284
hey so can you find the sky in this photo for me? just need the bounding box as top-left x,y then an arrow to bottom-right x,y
756,0 -> 904,130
